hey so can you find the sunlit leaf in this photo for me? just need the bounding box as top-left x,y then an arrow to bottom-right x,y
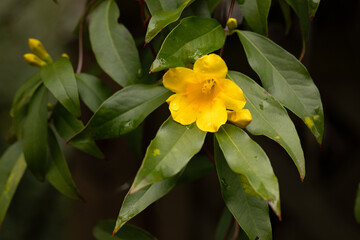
71,84 -> 171,141
46,128 -> 83,200
151,16 -> 225,72
22,86 -> 48,181
89,0 -> 142,86
215,140 -> 272,240
76,73 -> 112,113
41,57 -> 81,117
236,0 -> 271,35
228,71 -> 305,179
130,118 -> 206,192
355,183 -> 360,224
0,142 -> 26,227
215,124 -> 280,216
52,104 -> 104,159
145,0 -> 194,43
236,30 -> 324,143
94,220 -> 157,240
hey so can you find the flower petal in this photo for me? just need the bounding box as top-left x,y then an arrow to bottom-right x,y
167,94 -> 197,125
193,54 -> 228,79
227,109 -> 252,128
218,78 -> 246,111
163,67 -> 198,93
196,99 -> 227,132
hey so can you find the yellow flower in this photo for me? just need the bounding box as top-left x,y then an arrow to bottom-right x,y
163,54 -> 252,132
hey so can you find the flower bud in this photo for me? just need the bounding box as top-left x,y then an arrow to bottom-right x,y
61,53 -> 70,59
226,18 -> 238,35
28,38 -> 52,63
23,53 -> 47,67
227,109 -> 252,128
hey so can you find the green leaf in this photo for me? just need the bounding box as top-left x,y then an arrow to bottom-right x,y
46,128 -> 83,200
114,173 -> 181,233
236,0 -> 271,35
150,16 -> 225,72
0,142 -> 26,227
228,71 -> 305,179
215,140 -> 272,240
52,104 -> 104,159
284,0 -> 309,42
355,183 -> 360,224
41,57 -> 81,117
114,154 -> 213,233
22,86 -> 48,181
89,0 -> 142,86
215,124 -> 280,216
308,0 -> 320,17
236,30 -> 324,143
130,118 -> 206,193
206,0 -> 221,13
278,0 -> 292,35
146,0 -> 186,14
145,0 -> 194,43
94,220 -> 157,240
71,84 -> 171,140
76,73 -> 112,113
8,73 -> 42,140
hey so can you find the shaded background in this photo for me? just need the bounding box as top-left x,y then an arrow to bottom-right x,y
0,0 -> 360,239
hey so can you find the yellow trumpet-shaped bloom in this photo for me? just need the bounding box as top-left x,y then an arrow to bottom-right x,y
23,53 -> 47,67
163,54 -> 251,132
28,38 -> 52,63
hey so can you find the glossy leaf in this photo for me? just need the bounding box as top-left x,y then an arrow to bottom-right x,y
278,0 -> 292,35
150,16 -> 225,72
355,183 -> 360,224
130,118 -> 206,193
71,84 -> 171,141
215,124 -> 280,216
236,30 -> 324,143
145,0 -> 194,43
46,128 -> 83,200
308,0 -> 320,17
89,0 -> 142,86
41,57 -> 81,117
284,0 -> 309,43
146,0 -> 186,14
114,154 -> 213,233
94,220 -> 157,240
22,86 -> 48,181
0,142 -> 26,227
228,71 -> 305,179
76,73 -> 112,113
114,173 -> 181,233
236,0 -> 271,35
215,140 -> 272,240
52,104 -> 104,159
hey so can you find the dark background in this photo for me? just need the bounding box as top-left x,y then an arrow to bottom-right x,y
0,0 -> 359,239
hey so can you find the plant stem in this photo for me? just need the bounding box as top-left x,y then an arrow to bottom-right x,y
230,222 -> 240,240
219,0 -> 236,57
202,145 -> 215,165
223,217 -> 235,240
76,0 -> 99,74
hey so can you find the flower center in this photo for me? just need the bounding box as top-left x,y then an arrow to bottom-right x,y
201,78 -> 216,94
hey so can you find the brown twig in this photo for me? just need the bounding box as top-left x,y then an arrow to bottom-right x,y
219,0 -> 236,57
230,222 -> 240,240
76,0 -> 99,74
